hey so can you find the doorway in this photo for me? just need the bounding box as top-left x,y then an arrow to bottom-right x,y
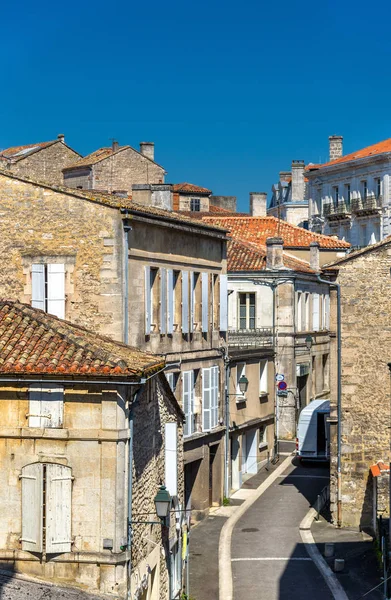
297,374 -> 309,414
231,435 -> 241,491
244,430 -> 257,475
209,446 -> 217,506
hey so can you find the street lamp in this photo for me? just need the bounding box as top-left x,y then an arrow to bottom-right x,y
154,485 -> 171,521
238,374 -> 249,395
305,334 -> 313,351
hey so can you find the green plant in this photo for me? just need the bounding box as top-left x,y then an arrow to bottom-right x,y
181,593 -> 196,600
223,496 -> 230,506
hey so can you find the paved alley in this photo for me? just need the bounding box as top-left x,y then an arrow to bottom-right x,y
232,457 -> 331,600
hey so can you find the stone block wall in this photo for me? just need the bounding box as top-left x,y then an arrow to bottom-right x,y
7,143 -> 80,185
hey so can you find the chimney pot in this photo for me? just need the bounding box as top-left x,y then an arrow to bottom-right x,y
140,142 -> 155,162
266,237 -> 284,270
112,140 -> 119,153
291,160 -> 305,202
309,241 -> 320,271
57,134 -> 65,144
249,192 -> 267,217
329,135 -> 343,161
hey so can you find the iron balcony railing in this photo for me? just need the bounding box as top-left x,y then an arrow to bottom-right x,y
228,327 -> 273,348
351,195 -> 382,213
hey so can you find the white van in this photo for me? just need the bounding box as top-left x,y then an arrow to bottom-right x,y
296,399 -> 330,461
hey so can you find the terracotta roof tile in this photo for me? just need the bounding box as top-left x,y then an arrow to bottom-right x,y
200,216 -> 350,249
178,205 -> 246,219
228,238 -> 314,273
370,461 -> 390,477
63,144 -> 164,171
307,137 -> 391,170
0,141 -> 57,161
172,182 -> 212,194
0,300 -> 163,377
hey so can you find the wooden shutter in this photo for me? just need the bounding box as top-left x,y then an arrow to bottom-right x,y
29,385 -> 43,427
165,422 -> 178,497
167,269 -> 174,334
29,385 -> 63,428
297,293 -> 302,331
47,264 -> 65,319
145,266 -> 151,334
190,370 -> 195,435
181,272 -> 189,333
183,371 -> 190,436
260,361 -> 268,394
211,366 -> 219,428
219,274 -> 228,331
166,372 -> 174,391
325,294 -> 330,329
201,273 -> 209,332
21,463 -> 43,552
313,293 -> 320,331
202,368 -> 211,431
31,264 -> 45,311
46,463 -> 72,554
160,268 -> 167,334
189,272 -> 195,331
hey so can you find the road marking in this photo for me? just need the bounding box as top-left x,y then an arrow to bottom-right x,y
278,475 -> 330,479
232,557 -> 312,562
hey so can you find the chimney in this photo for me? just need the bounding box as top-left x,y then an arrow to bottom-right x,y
132,184 -> 173,211
279,171 -> 291,183
249,192 -> 267,217
291,160 -> 305,201
210,195 -> 237,212
140,142 -> 155,162
112,140 -> 119,153
329,135 -> 343,161
266,237 -> 284,270
309,241 -> 320,272
57,134 -> 65,144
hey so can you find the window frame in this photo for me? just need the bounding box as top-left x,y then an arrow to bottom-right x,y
238,292 -> 256,330
190,198 -> 201,212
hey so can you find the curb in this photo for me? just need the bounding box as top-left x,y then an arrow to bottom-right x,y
218,454 -> 294,600
299,511 -> 349,600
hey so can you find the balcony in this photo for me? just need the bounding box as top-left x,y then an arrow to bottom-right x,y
323,201 -> 351,221
351,195 -> 382,215
228,327 -> 273,349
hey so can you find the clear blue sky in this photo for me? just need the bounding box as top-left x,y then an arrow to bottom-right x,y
1,0 -> 390,212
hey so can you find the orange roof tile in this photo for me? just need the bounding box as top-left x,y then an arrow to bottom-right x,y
172,182 -> 212,194
200,216 -> 350,249
0,300 -> 163,377
63,146 -> 126,169
308,137 -> 391,171
228,238 -> 314,273
178,205 -> 246,219
370,461 -> 390,477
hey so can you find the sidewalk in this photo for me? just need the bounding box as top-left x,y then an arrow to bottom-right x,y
311,515 -> 383,599
188,443 -> 294,600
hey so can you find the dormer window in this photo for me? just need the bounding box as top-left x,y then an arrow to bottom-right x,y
190,198 -> 201,212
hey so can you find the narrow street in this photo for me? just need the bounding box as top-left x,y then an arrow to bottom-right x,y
232,457 -> 332,600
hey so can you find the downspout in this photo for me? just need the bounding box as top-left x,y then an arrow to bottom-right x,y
224,351 -> 230,499
127,386 -> 142,600
316,274 -> 342,527
123,215 -> 132,345
272,281 -> 278,458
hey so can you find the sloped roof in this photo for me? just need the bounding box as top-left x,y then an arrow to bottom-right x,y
178,205 -> 246,219
0,139 -> 80,162
200,216 -> 350,249
63,144 -> 165,171
228,237 -> 314,273
0,300 -> 164,377
307,137 -> 391,171
323,235 -> 391,268
173,183 -> 212,194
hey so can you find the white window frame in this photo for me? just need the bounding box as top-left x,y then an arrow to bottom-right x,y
32,263 -> 65,319
238,292 -> 256,330
259,360 -> 268,396
202,366 -> 219,431
183,371 -> 195,437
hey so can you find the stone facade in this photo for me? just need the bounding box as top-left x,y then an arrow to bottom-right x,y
268,161 -> 309,228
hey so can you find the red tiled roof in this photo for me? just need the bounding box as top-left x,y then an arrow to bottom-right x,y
228,238 -> 314,273
0,300 -> 164,377
200,216 -> 350,249
63,146 -> 126,169
307,138 -> 391,171
178,205 -> 246,219
172,183 -> 212,194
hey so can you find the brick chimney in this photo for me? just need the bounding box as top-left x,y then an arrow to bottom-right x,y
309,241 -> 320,272
57,134 -> 65,144
249,192 -> 267,217
291,160 -> 305,201
140,142 -> 155,161
266,237 -> 284,270
279,171 -> 291,183
112,140 -> 119,153
329,135 -> 343,161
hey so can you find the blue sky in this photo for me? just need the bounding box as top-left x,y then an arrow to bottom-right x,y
1,0 -> 390,211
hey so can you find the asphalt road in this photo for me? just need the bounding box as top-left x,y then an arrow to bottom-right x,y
0,571 -> 104,600
232,457 -> 332,600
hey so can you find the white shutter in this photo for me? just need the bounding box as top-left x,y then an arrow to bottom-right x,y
260,361 -> 268,394
31,264 -> 45,311
165,422 -> 178,497
145,266 -> 151,334
47,264 -> 65,319
160,268 -> 167,334
167,269 -> 174,334
211,366 -> 219,428
219,274 -> 228,331
190,272 -> 195,331
190,370 -> 195,435
297,293 -> 302,331
183,371 -> 190,436
202,272 -> 209,332
325,294 -> 330,329
313,293 -> 320,331
29,385 -> 43,427
166,372 -> 174,391
202,368 -> 211,431
29,385 -> 63,428
181,271 -> 189,333
46,463 -> 72,554
21,463 -> 43,552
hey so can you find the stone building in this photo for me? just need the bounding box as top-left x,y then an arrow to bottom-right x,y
0,134 -> 80,185
307,135 -> 391,247
322,238 -> 391,529
173,182 -> 238,214
0,299 -> 184,599
267,161 -> 309,228
0,169 -> 228,521
63,140 -> 166,193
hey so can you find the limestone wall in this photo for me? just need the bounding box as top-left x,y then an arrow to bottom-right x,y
8,143 -> 80,185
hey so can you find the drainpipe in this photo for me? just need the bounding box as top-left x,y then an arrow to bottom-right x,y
223,350 -> 230,499
123,215 -> 132,345
316,274 -> 342,527
127,386 -> 142,600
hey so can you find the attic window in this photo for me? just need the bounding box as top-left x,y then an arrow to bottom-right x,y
190,198 -> 201,212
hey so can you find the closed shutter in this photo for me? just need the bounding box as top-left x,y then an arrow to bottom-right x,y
145,266 -> 151,334
29,385 -> 43,427
31,264 -> 45,311
211,366 -> 219,428
190,370 -> 195,435
183,371 -> 191,436
166,372 -> 174,391
181,272 -> 189,333
313,293 -> 320,331
260,361 -> 268,394
201,272 -> 209,332
325,294 -> 330,329
189,272 -> 195,331
219,274 -> 228,331
46,463 -> 72,554
165,422 -> 178,497
21,463 -> 43,552
202,368 -> 211,431
29,385 -> 64,428
47,264 -> 65,319
167,269 -> 174,334
297,293 -> 302,331
160,268 -> 167,334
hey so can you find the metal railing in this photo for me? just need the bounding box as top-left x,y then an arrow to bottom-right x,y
314,484 -> 330,521
228,327 -> 273,348
351,195 -> 382,213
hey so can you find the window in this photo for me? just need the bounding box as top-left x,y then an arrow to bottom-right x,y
182,271 -> 189,333
201,272 -> 209,333
202,366 -> 219,431
190,198 -> 201,212
144,266 -> 159,334
183,371 -> 195,437
28,385 -> 64,428
239,293 -> 256,330
322,354 -> 329,391
259,360 -> 268,396
170,541 -> 182,596
345,184 -> 351,208
20,462 -> 72,553
360,224 -> 367,247
259,425 -> 267,447
165,422 -> 178,497
323,294 -> 330,330
304,292 -> 310,330
166,372 -> 179,392
312,293 -> 320,331
376,178 -> 382,199
32,263 -> 65,319
362,180 -> 368,200
219,274 -> 228,332
333,186 -> 339,207
297,292 -> 303,331
236,363 -> 246,398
